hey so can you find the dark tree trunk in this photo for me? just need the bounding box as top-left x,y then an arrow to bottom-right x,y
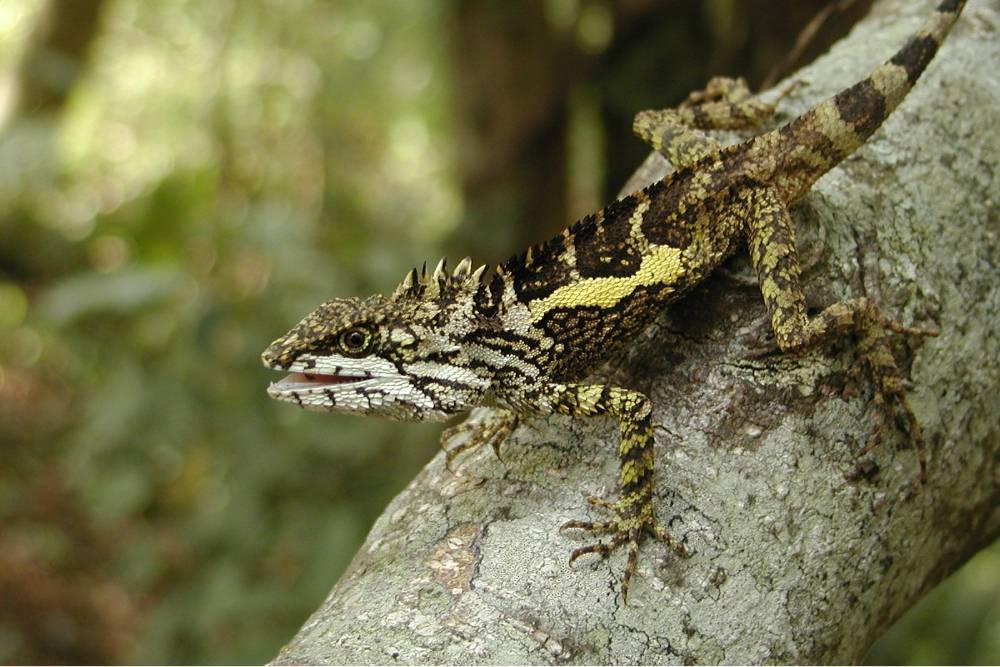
446,0 -> 577,262
15,0 -> 107,117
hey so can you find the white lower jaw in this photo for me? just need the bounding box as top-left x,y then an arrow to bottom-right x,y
267,380 -> 457,422
267,378 -> 374,399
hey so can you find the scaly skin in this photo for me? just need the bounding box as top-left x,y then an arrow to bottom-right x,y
262,0 -> 965,603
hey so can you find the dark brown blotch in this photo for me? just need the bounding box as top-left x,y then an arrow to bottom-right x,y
619,467 -> 654,499
690,103 -> 711,129
640,178 -> 693,248
620,439 -> 648,463
889,34 -> 941,84
507,235 -> 578,302
574,202 -> 641,278
778,124 -> 843,164
474,274 -> 504,317
833,79 -> 887,139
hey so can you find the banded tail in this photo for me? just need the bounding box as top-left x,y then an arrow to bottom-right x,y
754,0 -> 967,202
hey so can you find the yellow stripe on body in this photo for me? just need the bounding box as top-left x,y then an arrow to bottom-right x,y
528,244 -> 684,321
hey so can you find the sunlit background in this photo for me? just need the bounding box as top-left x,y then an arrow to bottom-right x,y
0,0 -> 997,663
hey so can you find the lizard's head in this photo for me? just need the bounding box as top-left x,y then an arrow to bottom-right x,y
262,258 -> 493,421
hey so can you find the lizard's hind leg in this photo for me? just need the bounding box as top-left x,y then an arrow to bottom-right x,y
744,186 -> 936,481
633,76 -> 780,170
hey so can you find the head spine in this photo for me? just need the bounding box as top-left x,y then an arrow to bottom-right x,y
391,256 -> 489,301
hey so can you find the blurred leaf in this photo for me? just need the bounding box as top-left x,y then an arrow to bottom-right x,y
38,267 -> 186,323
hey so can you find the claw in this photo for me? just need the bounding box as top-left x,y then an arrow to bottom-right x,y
444,441 -> 475,473
440,421 -> 478,472
772,78 -> 805,104
650,522 -> 690,557
561,519 -> 612,534
883,317 -> 939,338
584,494 -> 617,511
438,411 -> 518,473
568,541 -> 613,565
622,538 -> 640,603
562,494 -> 689,602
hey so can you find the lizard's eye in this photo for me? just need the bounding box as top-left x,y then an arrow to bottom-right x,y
339,327 -> 372,356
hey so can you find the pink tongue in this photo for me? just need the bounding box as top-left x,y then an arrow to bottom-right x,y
289,372 -> 358,384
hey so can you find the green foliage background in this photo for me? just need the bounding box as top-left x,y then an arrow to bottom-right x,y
0,0 -> 996,664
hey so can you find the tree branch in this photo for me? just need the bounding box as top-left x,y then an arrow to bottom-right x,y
272,0 -> 999,663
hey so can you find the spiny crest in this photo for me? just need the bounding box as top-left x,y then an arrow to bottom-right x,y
391,256 -> 488,300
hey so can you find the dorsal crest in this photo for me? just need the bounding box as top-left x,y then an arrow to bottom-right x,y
391,256 -> 488,300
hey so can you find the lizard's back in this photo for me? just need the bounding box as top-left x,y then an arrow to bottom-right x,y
493,159 -> 742,382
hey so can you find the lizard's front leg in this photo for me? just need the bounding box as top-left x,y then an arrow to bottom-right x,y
527,383 -> 690,602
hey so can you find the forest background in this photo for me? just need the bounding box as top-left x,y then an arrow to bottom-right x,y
0,0 -> 996,663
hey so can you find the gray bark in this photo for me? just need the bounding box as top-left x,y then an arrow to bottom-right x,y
272,0 -> 1000,663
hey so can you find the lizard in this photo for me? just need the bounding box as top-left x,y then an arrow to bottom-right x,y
261,0 -> 966,602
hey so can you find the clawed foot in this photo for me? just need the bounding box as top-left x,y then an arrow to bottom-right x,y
852,316 -> 938,483
680,76 -> 753,107
677,76 -> 776,131
560,495 -> 689,603
440,410 -> 518,472
744,304 -> 937,484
